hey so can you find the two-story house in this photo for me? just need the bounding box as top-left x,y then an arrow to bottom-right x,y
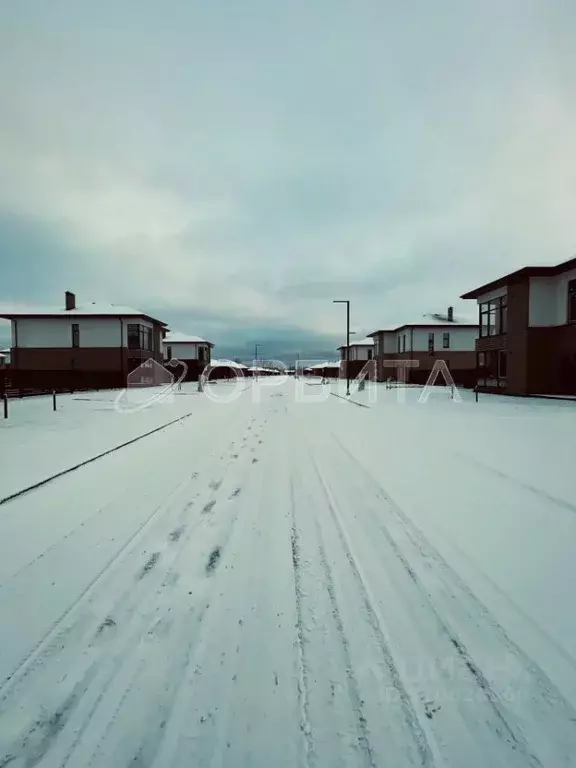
337,338 -> 374,379
461,256 -> 576,395
162,331 -> 214,381
368,307 -> 478,386
0,291 -> 168,390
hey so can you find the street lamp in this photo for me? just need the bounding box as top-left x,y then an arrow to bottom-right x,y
333,300 -> 350,396
254,344 -> 261,381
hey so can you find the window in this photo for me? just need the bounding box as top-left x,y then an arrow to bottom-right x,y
402,335 -> 406,353
478,352 -> 486,367
569,279 -> 576,324
166,346 -> 172,360
498,350 -> 507,378
127,324 -> 152,350
127,324 -> 140,349
443,332 -> 450,349
397,335 -> 401,353
367,348 -> 373,360
71,323 -> 80,348
479,295 -> 507,337
428,332 -> 435,354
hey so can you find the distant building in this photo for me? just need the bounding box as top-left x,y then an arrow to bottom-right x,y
337,337 -> 374,379
368,307 -> 478,386
0,291 -> 168,390
461,256 -> 576,395
162,331 -> 214,381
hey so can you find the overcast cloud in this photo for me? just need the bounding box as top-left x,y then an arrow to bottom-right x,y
1,0 -> 576,359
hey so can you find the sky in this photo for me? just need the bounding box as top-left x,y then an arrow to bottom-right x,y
1,0 -> 576,360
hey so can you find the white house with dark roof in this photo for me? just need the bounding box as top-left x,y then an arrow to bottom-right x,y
367,306 -> 478,386
162,331 -> 214,381
0,291 -> 168,390
336,337 -> 375,378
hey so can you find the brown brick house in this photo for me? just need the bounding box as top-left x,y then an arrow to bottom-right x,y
0,291 -> 168,391
461,256 -> 576,396
368,308 -> 478,386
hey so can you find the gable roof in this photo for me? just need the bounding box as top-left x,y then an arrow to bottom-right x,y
368,313 -> 477,336
460,255 -> 576,300
0,302 -> 167,326
163,331 -> 213,346
211,359 -> 248,369
336,337 -> 374,350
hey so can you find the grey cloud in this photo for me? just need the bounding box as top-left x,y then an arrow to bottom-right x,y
1,0 -> 576,349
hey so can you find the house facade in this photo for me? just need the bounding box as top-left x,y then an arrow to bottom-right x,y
368,308 -> 478,386
337,338 -> 374,378
461,256 -> 576,395
0,291 -> 167,391
162,332 -> 213,381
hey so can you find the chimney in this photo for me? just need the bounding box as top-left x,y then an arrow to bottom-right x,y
65,291 -> 76,311
447,306 -> 454,322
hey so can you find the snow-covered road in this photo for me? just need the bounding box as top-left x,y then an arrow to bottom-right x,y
1,380 -> 576,767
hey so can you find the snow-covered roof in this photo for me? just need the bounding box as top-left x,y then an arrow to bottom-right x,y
309,361 -> 341,370
396,312 -> 477,329
0,303 -> 167,326
163,331 -> 213,346
210,359 -> 248,369
368,312 -> 478,336
337,337 -> 374,350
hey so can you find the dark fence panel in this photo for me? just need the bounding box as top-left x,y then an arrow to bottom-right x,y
0,369 -> 125,397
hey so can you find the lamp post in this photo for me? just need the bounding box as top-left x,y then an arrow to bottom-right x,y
254,343 -> 261,381
333,300 -> 350,396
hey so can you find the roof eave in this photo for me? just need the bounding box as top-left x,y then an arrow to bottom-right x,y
0,311 -> 168,325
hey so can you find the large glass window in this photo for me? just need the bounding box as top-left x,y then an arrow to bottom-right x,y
71,323 -> 80,348
479,295 -> 507,337
127,324 -> 152,350
569,279 -> 576,324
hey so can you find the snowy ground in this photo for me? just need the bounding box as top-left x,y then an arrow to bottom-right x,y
1,378 -> 576,767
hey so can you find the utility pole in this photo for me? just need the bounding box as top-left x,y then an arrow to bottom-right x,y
333,300 -> 350,396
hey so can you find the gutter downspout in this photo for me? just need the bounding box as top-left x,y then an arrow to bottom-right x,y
119,318 -> 124,386
410,327 -> 414,383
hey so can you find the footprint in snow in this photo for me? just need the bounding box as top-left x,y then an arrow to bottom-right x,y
168,526 -> 186,542
139,552 -> 160,579
206,547 -> 222,574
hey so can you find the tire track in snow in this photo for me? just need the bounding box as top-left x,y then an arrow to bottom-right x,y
308,453 -> 438,768
61,417 -> 264,768
0,472 -> 193,695
330,433 -> 576,767
0,416 -> 261,767
1,411 -> 257,696
454,451 -> 576,517
130,409 -> 291,768
313,517 -> 377,768
289,478 -> 314,768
